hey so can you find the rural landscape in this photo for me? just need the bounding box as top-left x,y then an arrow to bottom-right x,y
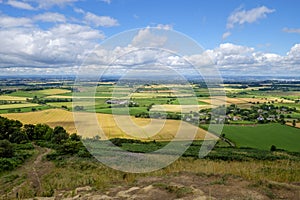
0,76 -> 299,199
1,0 -> 300,199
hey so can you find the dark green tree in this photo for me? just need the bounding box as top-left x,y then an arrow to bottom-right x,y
24,124 -> 35,140
292,120 -> 296,127
34,124 -> 53,140
0,140 -> 14,158
52,126 -> 69,144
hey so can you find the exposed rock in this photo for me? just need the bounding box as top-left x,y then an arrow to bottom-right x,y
75,186 -> 92,194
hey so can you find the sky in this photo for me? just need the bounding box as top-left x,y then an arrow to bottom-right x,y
0,0 -> 299,76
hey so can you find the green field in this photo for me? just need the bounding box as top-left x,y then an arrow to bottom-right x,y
220,124 -> 300,152
10,89 -> 71,98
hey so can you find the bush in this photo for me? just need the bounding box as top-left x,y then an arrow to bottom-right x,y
0,158 -> 16,171
270,145 -> 277,151
0,140 -> 14,158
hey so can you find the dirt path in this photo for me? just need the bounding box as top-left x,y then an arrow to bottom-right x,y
29,145 -> 51,194
1,145 -> 52,199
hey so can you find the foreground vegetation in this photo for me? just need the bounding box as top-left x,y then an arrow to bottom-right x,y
0,113 -> 299,199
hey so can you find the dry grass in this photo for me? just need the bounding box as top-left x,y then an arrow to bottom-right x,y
37,157 -> 300,196
158,158 -> 300,183
1,109 -> 217,141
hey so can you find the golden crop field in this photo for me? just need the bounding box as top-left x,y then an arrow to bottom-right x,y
1,109 -> 217,141
131,93 -> 194,98
46,102 -> 73,108
199,96 -> 293,106
151,104 -> 212,113
0,95 -> 28,101
38,88 -> 71,95
46,95 -> 113,99
0,103 -> 40,109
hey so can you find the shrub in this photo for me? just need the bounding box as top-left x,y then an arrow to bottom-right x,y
0,140 -> 14,158
270,145 -> 277,151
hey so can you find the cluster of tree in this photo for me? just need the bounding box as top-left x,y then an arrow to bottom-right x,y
0,116 -> 90,161
27,96 -> 71,104
0,89 -> 16,95
224,104 -> 296,123
135,111 -> 181,120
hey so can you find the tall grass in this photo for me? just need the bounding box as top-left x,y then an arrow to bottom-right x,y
33,156 -> 300,198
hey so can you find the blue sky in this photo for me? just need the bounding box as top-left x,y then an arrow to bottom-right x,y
0,0 -> 299,76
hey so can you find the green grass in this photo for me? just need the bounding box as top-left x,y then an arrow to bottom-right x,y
275,103 -> 300,110
229,120 -> 256,125
0,105 -> 51,114
9,89 -> 71,98
219,124 -> 300,152
85,106 -> 148,115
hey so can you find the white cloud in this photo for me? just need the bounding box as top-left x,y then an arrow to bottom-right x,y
0,23 -> 104,69
226,6 -> 275,29
0,15 -> 33,28
6,0 -> 34,10
222,31 -> 231,39
131,26 -> 170,48
283,27 -> 300,34
156,24 -> 173,30
29,0 -> 78,9
223,6 -> 275,39
34,12 -> 66,23
84,12 -> 119,27
182,42 -> 300,76
74,7 -> 85,14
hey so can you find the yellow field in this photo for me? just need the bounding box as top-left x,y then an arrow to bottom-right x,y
1,109 -> 217,141
131,93 -> 194,98
0,103 -> 40,109
38,89 -> 71,95
0,95 -> 28,101
46,95 -> 112,99
199,96 -> 293,106
151,104 -> 212,113
47,102 -> 73,108
287,122 -> 300,128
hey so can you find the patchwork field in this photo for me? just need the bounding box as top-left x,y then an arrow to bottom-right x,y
1,109 -> 217,141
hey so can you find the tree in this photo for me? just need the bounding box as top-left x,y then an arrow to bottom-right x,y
52,126 -> 69,144
0,140 -> 14,158
24,124 -> 35,140
0,117 -> 22,141
292,120 -> 296,127
34,124 -> 53,140
70,133 -> 81,141
270,145 -> 277,151
9,131 -> 28,144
